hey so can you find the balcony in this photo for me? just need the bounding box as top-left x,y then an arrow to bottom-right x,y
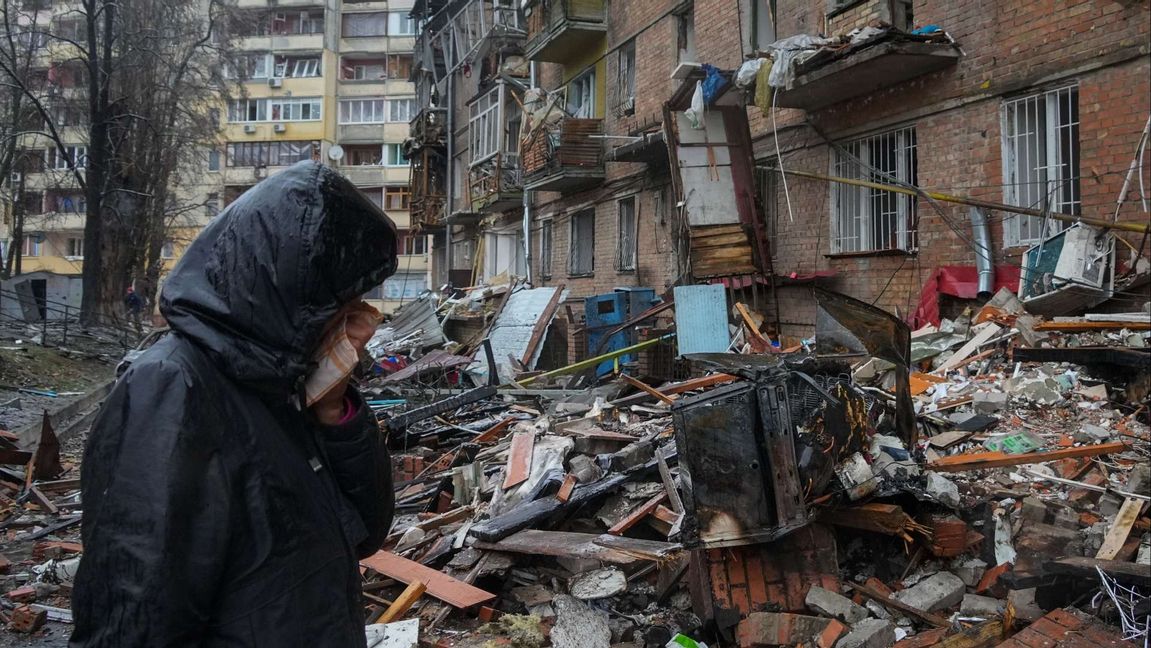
521,117 -> 604,192
468,153 -> 522,212
410,147 -> 447,231
237,33 -> 325,52
773,31 -> 961,111
336,165 -> 409,186
410,108 -> 448,149
338,123 -> 410,143
524,0 -> 605,63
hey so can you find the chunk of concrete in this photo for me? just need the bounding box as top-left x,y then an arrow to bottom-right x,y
952,558 -> 987,588
1007,588 -> 1044,623
806,586 -> 869,624
568,567 -> 627,600
960,594 -> 1003,617
551,595 -> 610,648
973,391 -> 1008,413
925,472 -> 960,509
891,572 -> 965,612
609,441 -> 654,472
835,618 -> 895,648
1020,496 -> 1047,523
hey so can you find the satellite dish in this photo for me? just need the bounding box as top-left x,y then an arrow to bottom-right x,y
328,144 -> 345,161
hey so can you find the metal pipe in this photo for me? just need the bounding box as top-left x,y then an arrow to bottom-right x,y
444,46 -> 455,286
778,168 -> 1150,234
522,61 -> 537,284
517,334 -> 676,386
969,207 -> 994,299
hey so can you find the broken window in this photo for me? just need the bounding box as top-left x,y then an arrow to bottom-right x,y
569,208 -> 595,276
616,196 -> 637,271
616,41 -> 635,115
677,6 -> 696,64
342,59 -> 387,81
1001,84 -> 1080,247
567,70 -> 596,118
342,12 -> 387,37
540,219 -> 554,278
385,186 -> 411,210
470,87 -> 501,164
831,126 -> 918,254
748,0 -> 775,53
387,54 -> 413,79
270,10 -> 324,35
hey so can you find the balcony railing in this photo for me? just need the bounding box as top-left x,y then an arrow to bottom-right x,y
410,108 -> 448,149
521,117 -> 604,192
468,152 -> 522,211
524,0 -> 605,63
417,0 -> 525,80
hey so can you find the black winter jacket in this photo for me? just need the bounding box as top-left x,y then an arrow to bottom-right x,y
70,162 -> 398,647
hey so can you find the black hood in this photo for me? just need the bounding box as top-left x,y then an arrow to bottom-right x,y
160,161 -> 398,396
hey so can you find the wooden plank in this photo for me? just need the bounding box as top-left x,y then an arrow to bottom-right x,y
1095,497 -> 1143,560
927,442 -> 1128,473
375,580 -> 427,624
1043,556 -> 1151,587
734,302 -> 770,352
520,284 -> 565,368
472,530 -> 639,565
934,620 -> 1004,648
620,374 -> 676,405
556,474 -> 577,503
607,492 -> 667,535
656,450 -> 684,514
934,323 -> 1003,374
502,431 -> 535,490
473,417 -> 516,444
1034,321 -> 1151,331
591,534 -> 683,561
360,551 -> 496,609
849,581 -> 951,628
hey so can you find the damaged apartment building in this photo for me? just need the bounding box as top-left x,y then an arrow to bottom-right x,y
407,0 -> 1150,371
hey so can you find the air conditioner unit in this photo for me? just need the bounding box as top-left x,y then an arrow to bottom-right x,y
268,77 -> 283,88
273,123 -> 287,133
243,124 -> 257,134
1018,223 -> 1116,316
9,172 -> 21,185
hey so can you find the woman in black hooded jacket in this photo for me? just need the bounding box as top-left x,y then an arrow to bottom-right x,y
70,161 -> 397,647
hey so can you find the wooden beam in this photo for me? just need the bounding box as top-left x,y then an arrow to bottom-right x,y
1095,497 -> 1143,560
520,284 -> 566,368
849,581 -> 951,628
734,302 -> 770,352
502,431 -> 535,490
360,552 -> 495,609
607,493 -> 667,536
375,580 -> 427,624
933,323 -> 1002,374
932,620 -> 1003,648
619,374 -> 676,405
927,442 -> 1128,473
473,530 -> 640,565
473,417 -> 517,444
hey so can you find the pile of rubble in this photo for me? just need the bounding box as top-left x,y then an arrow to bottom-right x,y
0,277 -> 1147,648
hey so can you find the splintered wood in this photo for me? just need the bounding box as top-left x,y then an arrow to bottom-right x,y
360,552 -> 496,609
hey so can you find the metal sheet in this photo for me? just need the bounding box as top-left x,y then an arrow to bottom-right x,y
471,286 -> 566,383
381,349 -> 475,384
673,285 -> 729,356
371,294 -> 447,355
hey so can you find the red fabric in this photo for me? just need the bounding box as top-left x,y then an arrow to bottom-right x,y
910,265 -> 1021,329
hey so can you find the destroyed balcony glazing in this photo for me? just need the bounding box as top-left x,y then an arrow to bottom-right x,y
523,0 -> 606,63
771,29 -> 961,111
521,117 -> 604,192
468,83 -> 524,212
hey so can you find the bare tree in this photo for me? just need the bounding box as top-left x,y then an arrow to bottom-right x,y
0,0 -> 242,323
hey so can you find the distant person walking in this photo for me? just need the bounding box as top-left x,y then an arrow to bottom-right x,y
124,286 -> 143,333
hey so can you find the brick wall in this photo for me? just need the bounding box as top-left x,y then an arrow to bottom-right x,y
740,0 -> 1150,330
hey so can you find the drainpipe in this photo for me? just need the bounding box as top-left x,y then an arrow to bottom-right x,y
445,55 -> 455,288
969,207 -> 994,299
522,61 -> 537,284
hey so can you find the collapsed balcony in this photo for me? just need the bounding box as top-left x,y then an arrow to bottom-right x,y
521,117 -> 604,192
524,0 -> 606,63
409,147 -> 447,231
469,153 -> 522,212
772,29 -> 961,111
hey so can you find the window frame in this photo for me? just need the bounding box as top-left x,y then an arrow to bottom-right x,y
1000,84 -> 1080,248
342,11 -> 387,37
385,186 -> 411,211
616,196 -> 637,271
65,236 -> 84,259
616,40 -> 636,114
339,98 -> 387,124
568,208 -> 596,276
567,70 -> 596,118
469,86 -> 502,165
539,218 -> 554,279
829,125 -> 918,255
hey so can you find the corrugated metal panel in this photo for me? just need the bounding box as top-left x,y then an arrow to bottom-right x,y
370,294 -> 446,355
673,285 -> 729,355
471,286 -> 566,383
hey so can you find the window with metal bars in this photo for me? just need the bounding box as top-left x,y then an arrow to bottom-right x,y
568,209 -> 595,276
1001,84 -> 1080,247
616,196 -> 637,271
540,219 -> 554,278
830,126 -> 918,254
